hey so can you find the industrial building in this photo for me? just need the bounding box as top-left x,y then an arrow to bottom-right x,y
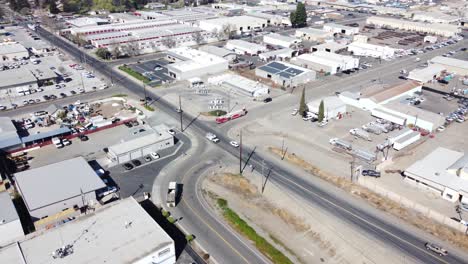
247,12 -> 292,27
407,64 -> 446,83
225,39 -> 268,55
366,16 -> 461,37
0,42 -> 29,61
295,27 -> 333,41
411,11 -> 459,24
198,16 -> 268,35
263,33 -> 299,48
208,73 -> 270,97
0,117 -> 21,151
347,42 -> 395,59
292,51 -> 359,75
404,147 -> 468,204
14,157 -> 106,222
310,42 -> 347,53
259,48 -> 296,61
307,96 -> 347,119
323,23 -> 360,36
256,61 -> 316,87
429,56 -> 468,75
65,17 -> 110,28
166,47 -> 228,80
0,197 -> 176,264
389,128 -> 421,151
199,45 -> 237,62
0,192 -> 24,246
108,124 -> 174,164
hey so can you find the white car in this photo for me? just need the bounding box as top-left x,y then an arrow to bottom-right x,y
62,139 -> 71,146
154,66 -> 163,71
436,126 -> 446,132
150,152 -> 160,159
167,129 -> 176,135
230,141 -> 239,147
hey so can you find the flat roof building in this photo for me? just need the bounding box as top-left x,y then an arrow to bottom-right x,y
0,117 -> 21,151
259,48 -> 296,61
199,45 -> 237,62
323,23 -> 360,35
367,16 -> 461,37
208,73 -> 270,98
0,42 -> 29,61
198,16 -> 268,35
307,96 -> 346,119
166,47 -> 228,80
295,27 -> 333,41
429,56 -> 468,75
0,192 -> 24,246
0,67 -> 38,90
225,39 -> 268,55
292,51 -> 359,75
310,41 -> 347,53
108,124 -> 174,164
256,61 -> 316,87
14,157 -> 106,222
407,64 -> 446,83
263,33 -> 299,48
0,197 -> 176,264
347,41 -> 395,59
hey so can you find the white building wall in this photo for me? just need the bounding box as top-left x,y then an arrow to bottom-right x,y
168,61 -> 229,80
263,35 -> 297,48
134,244 -> 176,264
0,219 -> 24,246
347,42 -> 395,59
109,137 -> 175,164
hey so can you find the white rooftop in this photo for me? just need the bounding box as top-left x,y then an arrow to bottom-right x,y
264,33 -> 297,43
310,51 -> 357,64
407,64 -> 446,82
226,39 -> 267,51
430,56 -> 468,71
167,47 -> 228,72
0,42 -> 28,55
307,96 -> 345,110
0,197 -> 174,264
348,41 -> 394,52
324,23 -> 357,31
312,41 -> 347,51
199,15 -> 267,26
0,192 -> 19,225
211,73 -> 270,93
296,27 -> 331,36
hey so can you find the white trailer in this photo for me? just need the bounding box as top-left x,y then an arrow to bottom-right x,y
329,138 -> 352,150
393,131 -> 420,151
349,128 -> 372,141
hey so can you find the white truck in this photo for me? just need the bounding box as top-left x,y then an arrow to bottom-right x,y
167,182 -> 179,207
52,137 -> 64,148
206,132 -> 220,143
349,128 -> 372,141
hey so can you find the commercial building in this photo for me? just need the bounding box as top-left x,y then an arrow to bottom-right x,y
259,48 -> 296,61
411,11 -> 459,24
0,117 -> 21,151
366,16 -> 461,37
292,51 -> 359,75
0,192 -> 24,246
407,64 -> 446,83
198,16 -> 268,35
307,96 -> 346,119
0,42 -> 29,61
429,56 -> 468,75
166,47 -> 228,80
390,128 -> 421,151
208,73 -> 270,97
0,67 -> 38,91
14,157 -> 106,222
0,197 -> 176,264
295,27 -> 333,41
310,41 -> 347,53
66,17 -> 110,28
256,61 -> 316,87
347,42 -> 395,59
247,12 -> 292,27
108,124 -> 174,164
404,147 -> 468,203
263,33 -> 299,48
323,23 -> 360,36
225,39 -> 268,55
199,45 -> 237,62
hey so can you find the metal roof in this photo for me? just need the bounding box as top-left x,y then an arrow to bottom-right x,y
21,127 -> 71,144
430,56 -> 468,71
0,192 -> 19,224
0,67 -> 37,89
258,61 -> 308,79
1,197 -> 174,264
14,157 -> 106,211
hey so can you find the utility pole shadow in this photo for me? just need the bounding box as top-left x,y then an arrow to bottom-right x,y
182,113 -> 201,132
261,168 -> 272,194
241,146 -> 256,173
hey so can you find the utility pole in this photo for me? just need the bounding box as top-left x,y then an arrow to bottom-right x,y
179,95 -> 183,132
143,82 -> 147,106
350,156 -> 355,182
239,129 -> 242,175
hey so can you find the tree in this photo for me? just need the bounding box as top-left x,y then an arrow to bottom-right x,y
221,23 -> 236,40
49,0 -> 59,14
289,11 -> 296,28
318,99 -> 325,122
291,3 -> 307,28
96,48 -> 111,59
298,87 -> 308,117
161,36 -> 176,49
192,31 -> 204,45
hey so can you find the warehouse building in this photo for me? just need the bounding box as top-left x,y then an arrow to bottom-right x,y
323,23 -> 360,36
407,64 -> 446,83
295,27 -> 333,41
256,61 -> 316,87
404,147 -> 468,203
263,33 -> 299,48
311,41 -> 347,53
0,42 -> 29,61
0,67 -> 38,91
429,56 -> 468,75
108,124 -> 174,164
208,73 -> 270,97
0,197 -> 176,264
0,192 -> 24,247
166,47 -> 228,80
0,117 -> 22,151
225,39 -> 268,55
14,157 -> 106,222
247,12 -> 292,27
307,96 -> 346,120
259,48 -> 296,61
198,16 -> 268,35
199,45 -> 237,62
411,11 -> 459,24
366,16 -> 461,37
66,17 -> 110,28
347,42 -> 395,59
292,51 -> 359,75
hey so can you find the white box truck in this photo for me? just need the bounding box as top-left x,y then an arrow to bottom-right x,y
167,182 -> 179,207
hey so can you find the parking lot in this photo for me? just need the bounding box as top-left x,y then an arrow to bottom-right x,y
129,59 -> 174,86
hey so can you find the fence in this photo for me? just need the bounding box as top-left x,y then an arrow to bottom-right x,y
358,178 -> 468,233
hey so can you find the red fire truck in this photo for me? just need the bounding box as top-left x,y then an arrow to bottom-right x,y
216,108 -> 248,124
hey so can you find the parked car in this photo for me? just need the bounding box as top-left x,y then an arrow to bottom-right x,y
424,243 -> 448,256
144,155 -> 152,162
362,170 -> 381,177
150,152 -> 160,160
79,135 -> 89,141
124,122 -> 133,128
167,129 -> 176,135
263,97 -> 272,103
131,159 -> 141,167
230,141 -> 239,147
122,163 -> 134,170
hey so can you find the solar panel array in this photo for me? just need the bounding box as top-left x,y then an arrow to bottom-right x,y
258,62 -> 304,79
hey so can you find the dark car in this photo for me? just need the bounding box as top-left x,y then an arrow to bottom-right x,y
79,135 -> 89,141
124,122 -> 133,128
263,97 -> 272,103
122,163 -> 134,170
131,159 -> 142,167
438,79 -> 449,84
144,155 -> 152,162
398,76 -> 407,80
131,120 -> 139,126
43,95 -> 50,100
362,170 -> 381,177
70,90 -> 76,95
49,94 -> 57,99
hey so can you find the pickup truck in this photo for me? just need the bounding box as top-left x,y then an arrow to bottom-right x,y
206,133 -> 220,143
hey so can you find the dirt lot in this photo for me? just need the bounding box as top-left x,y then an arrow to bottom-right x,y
202,167 -> 415,264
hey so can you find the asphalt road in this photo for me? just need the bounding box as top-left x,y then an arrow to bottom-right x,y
17,24 -> 468,264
